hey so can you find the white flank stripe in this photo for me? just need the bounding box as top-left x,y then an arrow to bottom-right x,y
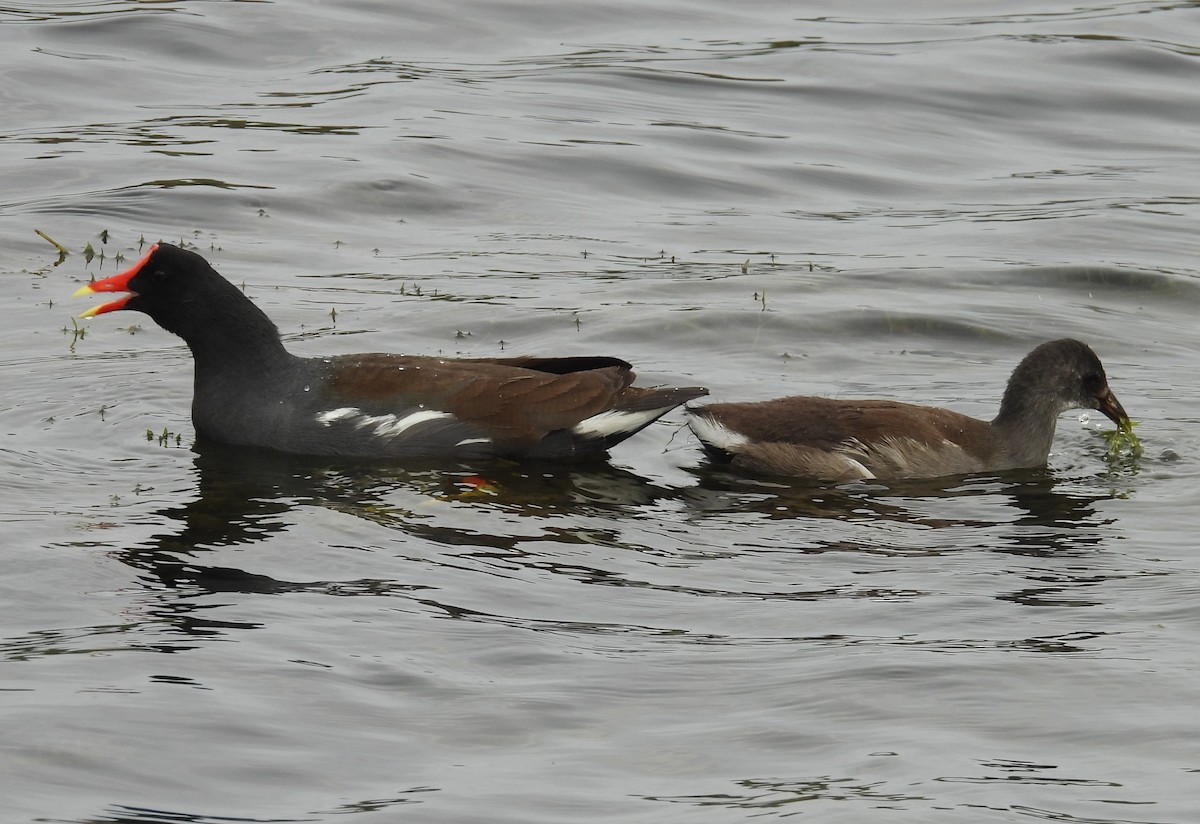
316,407 -> 361,426
356,410 -> 453,439
455,437 -> 492,447
318,407 -> 453,439
573,408 -> 663,438
686,413 -> 749,451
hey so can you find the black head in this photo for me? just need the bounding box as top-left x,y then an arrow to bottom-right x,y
75,243 -> 281,352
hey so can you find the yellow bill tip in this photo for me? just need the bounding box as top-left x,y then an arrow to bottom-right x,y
72,283 -> 97,298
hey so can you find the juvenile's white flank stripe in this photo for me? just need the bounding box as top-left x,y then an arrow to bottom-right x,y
316,407 -> 361,426
839,456 -> 875,480
685,413 -> 749,451
573,408 -> 664,438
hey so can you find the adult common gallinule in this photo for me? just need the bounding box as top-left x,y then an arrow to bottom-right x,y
687,339 -> 1129,481
75,243 -> 707,460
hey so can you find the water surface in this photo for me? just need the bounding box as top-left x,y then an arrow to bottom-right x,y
2,1 -> 1199,822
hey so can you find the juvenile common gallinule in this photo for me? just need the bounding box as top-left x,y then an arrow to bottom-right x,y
687,339 -> 1129,481
75,243 -> 707,460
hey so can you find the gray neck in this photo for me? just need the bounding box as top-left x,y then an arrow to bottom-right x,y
990,386 -> 1066,466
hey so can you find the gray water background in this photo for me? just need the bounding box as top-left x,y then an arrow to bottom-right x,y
2,1 -> 1199,822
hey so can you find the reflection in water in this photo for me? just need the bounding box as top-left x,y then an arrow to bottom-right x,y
113,441 -> 1125,586
686,464 -> 1140,618
112,439 -> 677,593
686,463 -> 1112,553
59,442 -> 1131,658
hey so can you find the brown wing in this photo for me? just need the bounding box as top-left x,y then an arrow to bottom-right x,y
706,395 -> 993,453
323,353 -> 634,443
